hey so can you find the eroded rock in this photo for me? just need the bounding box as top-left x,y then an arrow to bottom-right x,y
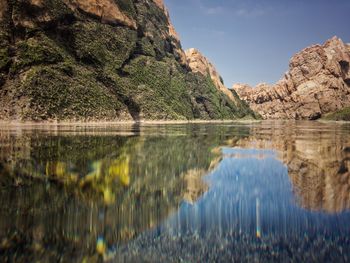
64,0 -> 137,29
185,48 -> 239,104
0,0 -> 7,22
233,37 -> 350,120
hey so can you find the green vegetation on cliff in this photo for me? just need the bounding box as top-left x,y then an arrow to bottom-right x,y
323,107 -> 350,121
0,0 -> 257,121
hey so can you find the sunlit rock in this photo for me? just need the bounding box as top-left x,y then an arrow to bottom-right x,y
233,37 -> 350,120
185,48 -> 241,105
64,0 -> 137,29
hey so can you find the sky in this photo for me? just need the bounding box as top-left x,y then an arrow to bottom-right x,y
164,0 -> 350,87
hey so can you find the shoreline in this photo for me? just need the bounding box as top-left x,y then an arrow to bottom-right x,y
0,119 -> 262,127
0,119 -> 348,128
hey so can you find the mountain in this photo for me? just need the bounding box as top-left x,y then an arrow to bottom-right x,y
0,0 -> 256,121
185,48 -> 256,118
233,37 -> 350,120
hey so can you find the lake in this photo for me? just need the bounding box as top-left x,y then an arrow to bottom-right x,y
0,121 -> 350,262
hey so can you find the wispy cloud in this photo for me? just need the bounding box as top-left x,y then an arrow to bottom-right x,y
202,6 -> 224,15
193,0 -> 224,16
191,26 -> 226,37
191,0 -> 268,18
235,8 -> 266,18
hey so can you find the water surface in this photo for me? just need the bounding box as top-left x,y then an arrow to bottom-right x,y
0,121 -> 350,262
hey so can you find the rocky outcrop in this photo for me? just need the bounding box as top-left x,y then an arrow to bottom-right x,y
233,37 -> 350,120
151,0 -> 185,65
7,0 -> 136,29
0,0 -> 7,21
0,0 -> 256,121
63,0 -> 137,29
152,0 -> 178,40
185,48 -> 258,118
185,48 -> 239,104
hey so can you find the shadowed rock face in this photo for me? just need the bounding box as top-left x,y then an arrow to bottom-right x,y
152,0 -> 179,40
0,0 -> 255,121
233,37 -> 350,120
0,1 -> 7,21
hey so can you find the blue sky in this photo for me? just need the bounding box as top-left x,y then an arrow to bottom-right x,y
164,0 -> 350,87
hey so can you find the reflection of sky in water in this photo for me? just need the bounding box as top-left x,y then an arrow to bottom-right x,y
161,148 -> 350,238
1,122 -> 350,261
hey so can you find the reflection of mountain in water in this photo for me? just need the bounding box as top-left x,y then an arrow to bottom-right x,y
0,125 -> 240,261
2,122 -> 350,261
234,121 -> 350,213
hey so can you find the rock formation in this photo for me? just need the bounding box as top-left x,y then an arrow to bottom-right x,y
0,0 -> 256,121
0,0 -> 7,21
185,48 -> 256,116
233,37 -> 350,120
63,0 -> 137,29
185,48 -> 239,104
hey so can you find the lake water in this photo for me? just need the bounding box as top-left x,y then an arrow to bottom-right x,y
0,121 -> 350,262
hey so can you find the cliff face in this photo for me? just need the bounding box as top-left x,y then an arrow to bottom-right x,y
0,0 -> 255,121
233,37 -> 350,120
186,48 -> 238,103
185,48 -> 256,118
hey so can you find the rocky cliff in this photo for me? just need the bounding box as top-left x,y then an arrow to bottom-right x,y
185,48 -> 255,117
185,48 -> 237,103
233,37 -> 350,120
0,0 -> 256,121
